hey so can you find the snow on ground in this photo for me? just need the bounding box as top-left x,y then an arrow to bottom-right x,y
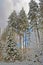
0,60 -> 43,65
0,50 -> 43,65
0,48 -> 43,65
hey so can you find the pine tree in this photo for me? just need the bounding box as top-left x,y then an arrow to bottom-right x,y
19,8 -> 28,32
39,0 -> 43,54
19,8 -> 28,50
8,10 -> 22,50
4,27 -> 22,62
39,0 -> 43,18
8,10 -> 18,31
5,8 -> 29,60
28,0 -> 40,49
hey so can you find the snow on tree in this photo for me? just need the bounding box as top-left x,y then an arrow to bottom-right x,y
39,0 -> 43,18
28,0 -> 42,58
39,0 -> 43,55
8,10 -> 18,31
19,8 -> 28,32
28,0 -> 40,49
4,25 -> 22,62
19,8 -> 29,50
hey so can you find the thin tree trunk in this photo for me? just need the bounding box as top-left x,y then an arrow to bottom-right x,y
36,23 -> 40,48
25,32 -> 26,50
37,28 -> 40,43
22,34 -> 24,60
20,34 -> 21,49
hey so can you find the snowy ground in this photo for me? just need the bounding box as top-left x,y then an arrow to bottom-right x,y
0,46 -> 43,65
0,48 -> 43,65
0,60 -> 43,65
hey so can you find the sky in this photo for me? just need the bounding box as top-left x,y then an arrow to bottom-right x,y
0,0 -> 39,33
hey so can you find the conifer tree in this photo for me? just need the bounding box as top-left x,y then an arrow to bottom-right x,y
19,8 -> 28,49
28,0 -> 40,48
39,0 -> 43,54
4,26 -> 22,62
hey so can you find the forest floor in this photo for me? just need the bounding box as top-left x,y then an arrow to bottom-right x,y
0,59 -> 43,65
0,48 -> 43,65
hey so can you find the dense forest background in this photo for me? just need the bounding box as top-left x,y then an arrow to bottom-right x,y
0,0 -> 43,64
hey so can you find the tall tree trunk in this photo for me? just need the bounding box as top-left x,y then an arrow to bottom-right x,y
25,32 -> 26,50
36,23 -> 40,48
20,34 -> 21,49
23,34 -> 24,52
37,27 -> 40,43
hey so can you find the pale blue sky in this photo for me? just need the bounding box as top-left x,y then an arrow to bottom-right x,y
0,0 -> 39,33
